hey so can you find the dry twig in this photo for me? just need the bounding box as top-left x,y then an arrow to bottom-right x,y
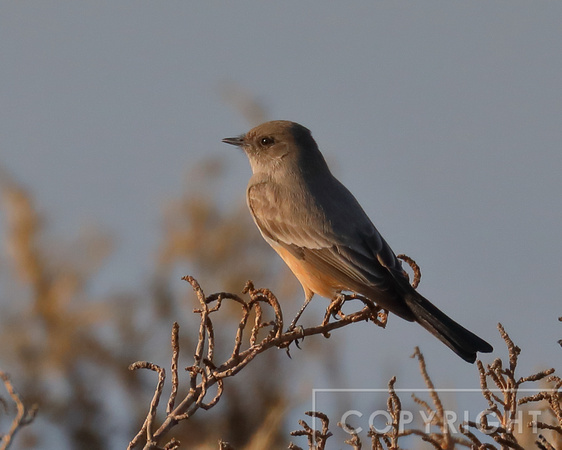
398,348 -> 472,450
127,272 -> 560,449
128,276 -> 388,448
289,411 -> 332,450
461,323 -> 560,449
396,254 -> 421,289
0,371 -> 38,450
368,376 -> 402,450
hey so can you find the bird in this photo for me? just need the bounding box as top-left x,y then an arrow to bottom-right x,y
222,120 -> 493,363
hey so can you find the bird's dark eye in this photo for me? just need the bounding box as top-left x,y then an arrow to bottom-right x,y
260,137 -> 275,146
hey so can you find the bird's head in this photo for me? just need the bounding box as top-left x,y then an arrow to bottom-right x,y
223,120 -> 325,177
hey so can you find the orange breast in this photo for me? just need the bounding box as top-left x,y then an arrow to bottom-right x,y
273,245 -> 343,299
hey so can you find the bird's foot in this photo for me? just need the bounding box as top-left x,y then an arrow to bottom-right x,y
287,296 -> 313,334
287,317 -> 304,334
322,293 -> 347,326
282,325 -> 305,357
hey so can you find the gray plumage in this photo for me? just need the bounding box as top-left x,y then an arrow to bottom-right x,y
223,120 -> 493,363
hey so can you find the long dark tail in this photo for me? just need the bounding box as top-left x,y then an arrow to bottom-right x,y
405,292 -> 493,363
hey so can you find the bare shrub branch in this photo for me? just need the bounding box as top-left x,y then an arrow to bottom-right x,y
461,323 -> 560,449
289,411 -> 332,450
126,266 -> 560,449
396,254 -> 421,289
128,276 -> 388,448
0,371 -> 38,450
287,321 -> 560,450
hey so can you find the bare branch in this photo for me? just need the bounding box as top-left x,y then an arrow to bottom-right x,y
396,254 -> 421,289
0,371 -> 38,450
128,276 -> 388,448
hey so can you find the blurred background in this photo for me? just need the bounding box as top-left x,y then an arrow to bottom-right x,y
1,2 -> 560,449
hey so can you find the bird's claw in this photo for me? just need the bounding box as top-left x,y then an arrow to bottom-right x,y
323,294 -> 346,325
283,325 -> 305,355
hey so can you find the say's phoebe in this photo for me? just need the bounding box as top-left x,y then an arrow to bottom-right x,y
223,120 -> 493,363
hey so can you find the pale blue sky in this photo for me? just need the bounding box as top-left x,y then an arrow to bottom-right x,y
1,2 -> 561,446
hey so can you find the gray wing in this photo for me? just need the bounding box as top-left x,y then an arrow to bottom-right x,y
247,180 -> 415,318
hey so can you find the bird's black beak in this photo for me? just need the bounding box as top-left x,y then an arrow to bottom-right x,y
221,135 -> 245,147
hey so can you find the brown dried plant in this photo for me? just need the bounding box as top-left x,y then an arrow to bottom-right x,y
0,170 -> 122,447
368,377 -> 401,450
128,276 -> 388,449
288,411 -> 333,450
461,324 -> 559,449
397,348 -> 472,449
288,321 -> 561,450
0,163 -> 296,448
0,371 -> 37,450
129,276 -> 386,450
127,254 -> 428,448
1,166 -> 559,450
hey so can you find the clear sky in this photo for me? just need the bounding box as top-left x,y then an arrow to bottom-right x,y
1,1 -> 561,445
